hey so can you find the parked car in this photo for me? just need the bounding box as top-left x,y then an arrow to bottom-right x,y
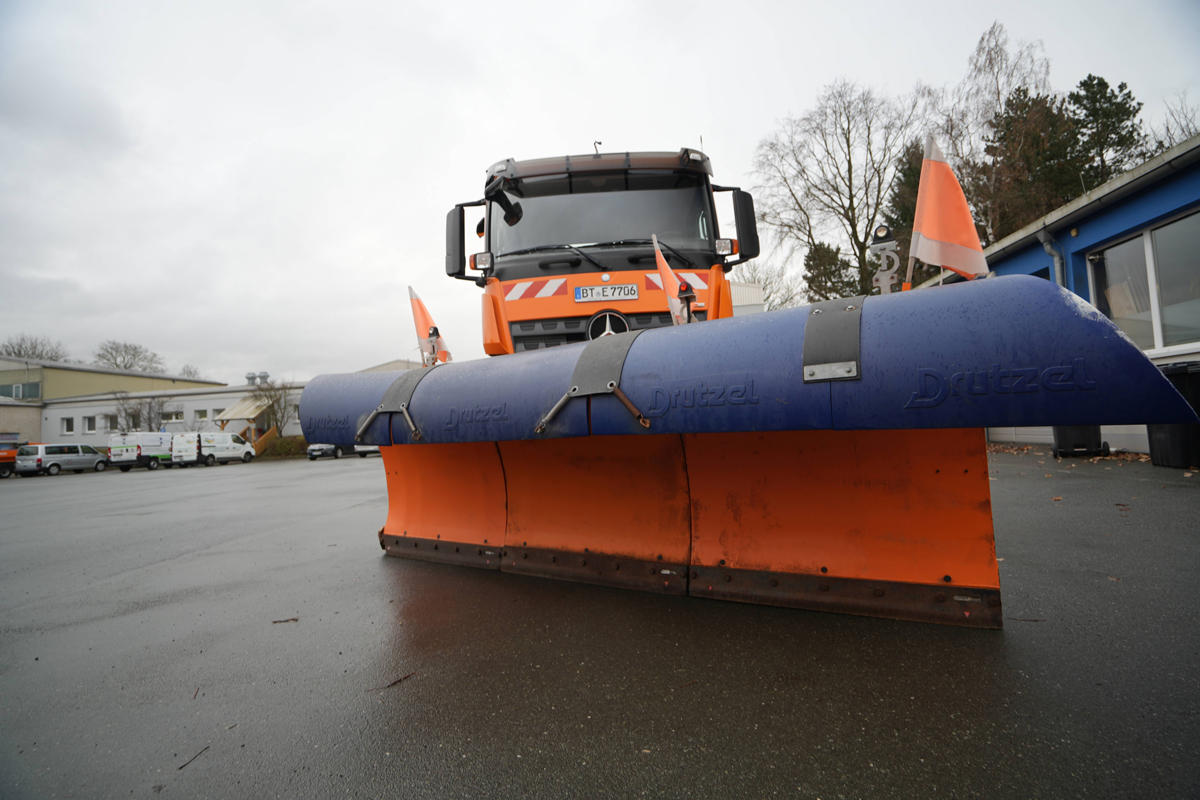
109,432 -> 173,472
15,444 -> 108,476
307,443 -> 378,460
171,432 -> 255,466
0,440 -> 25,478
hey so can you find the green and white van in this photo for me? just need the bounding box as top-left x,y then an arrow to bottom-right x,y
109,432 -> 173,472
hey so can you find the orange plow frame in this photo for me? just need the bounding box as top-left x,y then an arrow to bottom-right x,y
378,428 -> 1001,627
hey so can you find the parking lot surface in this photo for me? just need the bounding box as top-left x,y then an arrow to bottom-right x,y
1,451 -> 1198,799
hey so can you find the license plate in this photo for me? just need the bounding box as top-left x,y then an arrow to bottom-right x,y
574,284 -> 638,302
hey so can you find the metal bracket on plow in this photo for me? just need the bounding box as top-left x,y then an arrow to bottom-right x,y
536,330 -> 648,434
802,296 -> 865,382
355,365 -> 439,443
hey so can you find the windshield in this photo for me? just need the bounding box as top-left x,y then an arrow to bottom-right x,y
490,171 -> 713,257
17,446 -> 36,456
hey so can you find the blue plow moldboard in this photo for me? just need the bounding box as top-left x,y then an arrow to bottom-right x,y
299,276 -> 1199,446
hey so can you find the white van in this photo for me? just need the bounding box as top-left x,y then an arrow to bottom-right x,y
109,432 -> 173,471
171,432 -> 255,466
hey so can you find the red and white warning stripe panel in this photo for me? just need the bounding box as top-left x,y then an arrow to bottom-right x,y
643,272 -> 707,291
505,278 -> 568,301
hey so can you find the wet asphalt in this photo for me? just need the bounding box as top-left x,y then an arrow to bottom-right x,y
0,449 -> 1198,799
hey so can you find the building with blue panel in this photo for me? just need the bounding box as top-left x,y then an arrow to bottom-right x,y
949,134 -> 1200,452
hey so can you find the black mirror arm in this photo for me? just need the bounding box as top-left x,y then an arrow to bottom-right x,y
484,179 -> 523,226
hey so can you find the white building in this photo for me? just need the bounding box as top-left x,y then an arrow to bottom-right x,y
40,382 -> 306,447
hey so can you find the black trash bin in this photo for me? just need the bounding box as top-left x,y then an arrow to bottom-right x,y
1052,425 -> 1109,458
1147,361 -> 1200,468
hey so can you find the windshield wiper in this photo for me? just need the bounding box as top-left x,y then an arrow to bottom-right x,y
500,244 -> 609,271
588,239 -> 700,271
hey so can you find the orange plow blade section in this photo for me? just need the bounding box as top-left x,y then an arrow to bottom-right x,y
684,428 -> 1001,627
376,428 -> 1001,627
379,442 -> 507,569
497,435 -> 691,593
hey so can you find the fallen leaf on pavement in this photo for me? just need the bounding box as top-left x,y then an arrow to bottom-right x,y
367,672 -> 417,692
1052,496 -> 1062,501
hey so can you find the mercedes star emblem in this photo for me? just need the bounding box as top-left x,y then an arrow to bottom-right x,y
587,311 -> 630,340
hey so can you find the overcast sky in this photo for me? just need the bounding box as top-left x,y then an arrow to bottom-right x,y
2,0 -> 1197,384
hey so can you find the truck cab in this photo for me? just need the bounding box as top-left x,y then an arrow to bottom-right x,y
446,149 -> 759,355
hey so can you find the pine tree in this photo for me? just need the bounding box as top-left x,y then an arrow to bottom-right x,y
802,242 -> 869,301
1068,75 -> 1147,189
977,88 -> 1086,240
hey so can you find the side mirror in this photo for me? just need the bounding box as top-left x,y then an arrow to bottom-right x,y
732,190 -> 760,261
446,207 -> 465,277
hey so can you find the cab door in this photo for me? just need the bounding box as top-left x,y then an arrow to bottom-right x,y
80,445 -> 102,468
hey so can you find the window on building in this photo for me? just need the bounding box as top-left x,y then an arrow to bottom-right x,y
195,409 -> 208,420
1152,210 -> 1200,348
1089,209 -> 1200,353
213,408 -> 225,418
106,414 -> 119,431
1091,235 -> 1154,349
61,418 -> 75,434
130,413 -> 140,430
162,410 -> 184,422
0,382 -> 40,398
83,416 -> 96,433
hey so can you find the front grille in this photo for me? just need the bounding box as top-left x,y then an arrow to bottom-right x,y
509,311 -> 707,351
510,318 -> 588,351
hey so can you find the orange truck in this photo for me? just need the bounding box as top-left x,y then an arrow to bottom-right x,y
445,149 -> 759,353
301,145 -> 1200,628
0,437 -> 26,478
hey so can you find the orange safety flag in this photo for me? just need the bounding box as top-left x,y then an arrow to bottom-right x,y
408,287 -> 452,366
652,234 -> 693,326
909,135 -> 988,284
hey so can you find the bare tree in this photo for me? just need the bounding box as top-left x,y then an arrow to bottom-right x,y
730,260 -> 804,311
252,379 -> 297,434
1,334 -> 71,361
924,22 -> 1050,169
112,392 -> 173,432
94,340 -> 167,373
1152,90 -> 1200,150
179,364 -> 207,380
113,392 -> 139,431
922,22 -> 1051,242
754,79 -> 920,298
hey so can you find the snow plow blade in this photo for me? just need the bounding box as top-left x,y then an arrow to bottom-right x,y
303,277 -> 1198,627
